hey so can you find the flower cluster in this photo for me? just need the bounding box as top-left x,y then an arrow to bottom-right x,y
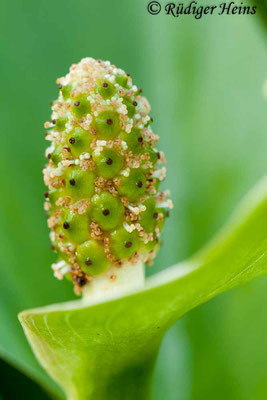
43,57 -> 172,293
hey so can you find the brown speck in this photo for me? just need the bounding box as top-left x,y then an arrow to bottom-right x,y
76,276 -> 87,286
137,181 -> 143,188
106,158 -> 113,165
137,137 -> 143,143
126,73 -> 130,77
50,243 -> 55,251
69,137 -> 75,144
74,101 -> 80,107
69,179 -> 76,186
150,117 -> 153,122
138,88 -> 143,93
52,119 -> 56,125
125,241 -> 132,248
44,192 -> 49,198
106,119 -> 113,125
153,212 -> 158,219
59,84 -> 63,89
63,222 -> 70,229
85,258 -> 93,266
102,209 -> 110,216
132,101 -> 137,107
48,153 -> 51,159
102,82 -> 108,88
166,211 -> 170,217
157,152 -> 160,159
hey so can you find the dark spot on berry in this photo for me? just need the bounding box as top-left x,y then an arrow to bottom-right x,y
132,101 -> 137,106
85,258 -> 93,266
137,137 -> 143,143
125,241 -> 132,248
52,119 -> 56,124
126,73 -> 130,77
102,209 -> 110,216
59,84 -> 63,89
106,119 -> 113,125
102,82 -> 108,88
106,158 -> 113,165
44,192 -> 49,198
50,243 -> 56,251
74,101 -> 80,107
153,212 -> 158,219
48,153 -> 51,159
69,137 -> 75,144
69,179 -> 76,186
63,222 -> 70,229
137,181 -> 143,188
76,276 -> 87,286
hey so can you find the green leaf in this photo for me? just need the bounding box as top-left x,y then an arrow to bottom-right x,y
19,177 -> 267,400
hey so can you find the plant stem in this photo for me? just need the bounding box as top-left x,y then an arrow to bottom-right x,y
82,261 -> 145,304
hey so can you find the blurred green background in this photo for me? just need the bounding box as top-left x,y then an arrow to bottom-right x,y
0,0 -> 267,398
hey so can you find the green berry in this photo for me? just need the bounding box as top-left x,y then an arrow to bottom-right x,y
91,192 -> 124,231
115,74 -> 129,88
139,198 -> 157,233
94,111 -> 120,140
118,169 -> 146,202
43,57 -> 171,293
93,148 -> 124,179
48,188 -> 64,211
71,96 -> 91,119
54,117 -> 67,132
60,84 -> 72,100
64,167 -> 95,202
110,228 -> 138,259
76,240 -> 109,276
50,144 -> 63,165
58,209 -> 90,244
96,80 -> 116,99
119,129 -> 143,155
66,127 -> 94,158
122,97 -> 136,118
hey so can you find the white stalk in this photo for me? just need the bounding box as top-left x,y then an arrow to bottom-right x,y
82,260 -> 145,305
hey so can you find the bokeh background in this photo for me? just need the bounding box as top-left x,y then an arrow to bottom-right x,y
1,0 -> 267,398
